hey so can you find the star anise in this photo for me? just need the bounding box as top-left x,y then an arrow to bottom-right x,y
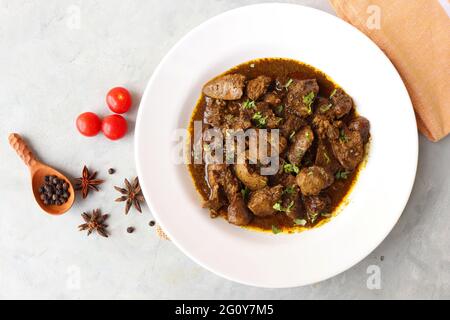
74,166 -> 104,199
114,177 -> 145,215
78,209 -> 109,238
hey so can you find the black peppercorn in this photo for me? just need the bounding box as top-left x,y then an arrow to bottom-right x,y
149,220 -> 155,227
127,227 -> 135,234
39,176 -> 70,206
108,168 -> 115,175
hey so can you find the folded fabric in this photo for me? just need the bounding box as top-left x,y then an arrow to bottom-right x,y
329,0 -> 450,141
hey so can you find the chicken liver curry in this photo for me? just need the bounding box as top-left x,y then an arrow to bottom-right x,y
188,58 -> 370,233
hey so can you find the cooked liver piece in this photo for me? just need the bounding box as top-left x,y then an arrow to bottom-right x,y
286,79 -> 319,117
315,138 -> 341,174
296,165 -> 334,196
203,74 -> 246,100
348,116 -> 370,143
248,185 -> 283,217
204,163 -> 253,226
228,195 -> 252,225
246,75 -> 272,101
304,194 -> 331,217
330,126 -> 364,171
330,88 -> 353,119
287,126 -> 314,165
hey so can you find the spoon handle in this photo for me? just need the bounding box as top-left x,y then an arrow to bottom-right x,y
8,133 -> 38,168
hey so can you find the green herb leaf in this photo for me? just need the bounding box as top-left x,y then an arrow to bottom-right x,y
252,112 -> 268,128
272,225 -> 282,234
294,218 -> 307,226
339,129 -> 348,143
273,201 -> 283,212
285,78 -> 293,88
335,170 -> 349,180
309,212 -> 319,223
289,131 -> 296,141
320,103 -> 332,113
283,163 -> 300,174
242,99 -> 256,109
276,105 -> 284,114
285,201 -> 295,213
283,185 -> 296,195
324,152 -> 331,164
241,187 -> 250,200
305,131 -> 311,141
303,91 -> 315,108
330,88 -> 337,98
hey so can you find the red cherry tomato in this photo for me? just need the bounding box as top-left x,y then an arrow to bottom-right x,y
102,114 -> 128,140
76,112 -> 102,137
106,87 -> 132,114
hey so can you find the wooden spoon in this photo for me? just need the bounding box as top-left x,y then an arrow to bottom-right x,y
9,133 -> 76,215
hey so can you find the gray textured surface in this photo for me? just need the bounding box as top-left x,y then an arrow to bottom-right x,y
0,0 -> 449,299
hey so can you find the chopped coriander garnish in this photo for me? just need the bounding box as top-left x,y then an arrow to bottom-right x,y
285,78 -> 293,88
276,105 -> 284,114
273,200 -> 294,213
305,131 -> 311,140
272,225 -> 282,234
276,117 -> 283,125
303,91 -> 315,108
285,201 -> 294,213
335,170 -> 349,180
289,131 -> 296,140
283,185 -> 296,195
252,112 -> 267,128
283,163 -> 299,174
309,212 -> 319,223
330,88 -> 337,98
320,103 -> 332,113
242,99 -> 256,109
294,218 -> 307,226
324,152 -> 331,164
339,129 -> 348,143
241,187 -> 250,200
273,201 -> 283,212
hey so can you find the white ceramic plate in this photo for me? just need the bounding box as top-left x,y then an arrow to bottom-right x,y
135,3 -> 418,288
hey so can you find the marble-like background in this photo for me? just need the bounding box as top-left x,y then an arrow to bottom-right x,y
0,0 -> 448,299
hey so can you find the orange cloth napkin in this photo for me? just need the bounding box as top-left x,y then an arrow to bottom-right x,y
329,0 -> 450,141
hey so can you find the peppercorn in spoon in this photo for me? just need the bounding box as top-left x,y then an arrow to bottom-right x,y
8,133 -> 75,215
